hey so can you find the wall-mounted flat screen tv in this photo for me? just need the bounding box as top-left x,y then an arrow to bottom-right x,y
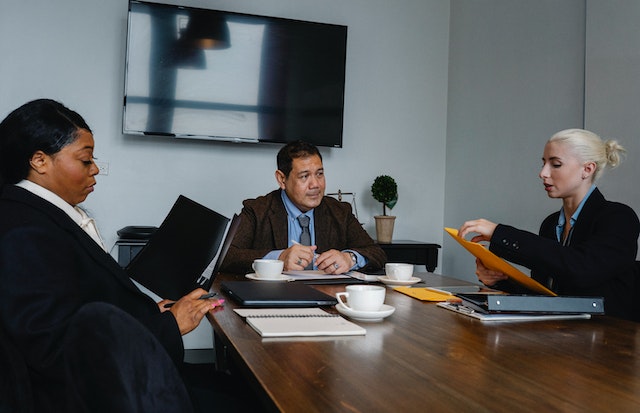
123,0 -> 347,147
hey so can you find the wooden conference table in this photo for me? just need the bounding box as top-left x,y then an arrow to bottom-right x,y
207,272 -> 640,413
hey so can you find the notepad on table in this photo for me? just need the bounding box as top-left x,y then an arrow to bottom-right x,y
234,308 -> 366,337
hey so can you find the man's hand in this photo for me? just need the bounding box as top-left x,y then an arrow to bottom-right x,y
315,249 -> 352,274
280,244 -> 317,271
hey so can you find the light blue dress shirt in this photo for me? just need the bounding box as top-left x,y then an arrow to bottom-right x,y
555,185 -> 596,245
263,191 -> 365,270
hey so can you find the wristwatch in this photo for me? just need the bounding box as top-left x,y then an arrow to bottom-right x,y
348,251 -> 357,265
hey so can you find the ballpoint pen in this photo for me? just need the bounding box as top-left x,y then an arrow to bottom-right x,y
197,292 -> 218,300
290,240 -> 319,262
163,292 -> 219,308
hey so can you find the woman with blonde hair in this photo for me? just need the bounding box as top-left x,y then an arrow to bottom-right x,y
459,129 -> 639,321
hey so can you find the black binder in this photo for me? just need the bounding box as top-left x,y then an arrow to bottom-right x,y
126,195 -> 238,301
456,293 -> 605,315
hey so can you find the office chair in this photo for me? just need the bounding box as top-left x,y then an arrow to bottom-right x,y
0,323 -> 33,413
634,261 -> 640,323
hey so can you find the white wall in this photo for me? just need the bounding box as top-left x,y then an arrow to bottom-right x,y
0,0 -> 450,347
443,0 -> 586,282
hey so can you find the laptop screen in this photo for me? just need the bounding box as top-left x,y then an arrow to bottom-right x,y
126,195 -> 230,300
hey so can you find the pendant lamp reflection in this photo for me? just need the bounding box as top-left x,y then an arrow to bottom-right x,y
183,11 -> 230,50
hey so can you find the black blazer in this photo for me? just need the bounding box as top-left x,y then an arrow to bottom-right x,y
489,188 -> 640,319
0,185 -> 184,409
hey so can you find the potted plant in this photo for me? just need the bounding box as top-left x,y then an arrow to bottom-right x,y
371,175 -> 398,243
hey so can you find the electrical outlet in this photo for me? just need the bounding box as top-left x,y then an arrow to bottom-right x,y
96,161 -> 109,176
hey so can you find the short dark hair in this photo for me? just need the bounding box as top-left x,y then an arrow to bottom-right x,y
0,99 -> 91,186
276,140 -> 322,177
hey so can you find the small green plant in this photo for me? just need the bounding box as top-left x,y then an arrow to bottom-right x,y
371,175 -> 398,216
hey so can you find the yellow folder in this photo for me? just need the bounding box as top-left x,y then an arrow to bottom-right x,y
444,227 -> 556,296
393,287 -> 454,302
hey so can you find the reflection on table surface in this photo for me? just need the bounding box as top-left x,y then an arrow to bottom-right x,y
207,272 -> 640,413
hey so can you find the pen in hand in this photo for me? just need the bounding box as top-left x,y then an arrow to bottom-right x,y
290,239 -> 319,264
290,240 -> 318,255
163,292 -> 218,308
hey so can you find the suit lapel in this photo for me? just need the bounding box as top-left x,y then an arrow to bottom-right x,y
267,191 -> 289,249
571,188 -> 605,242
5,186 -> 143,294
313,200 -> 331,251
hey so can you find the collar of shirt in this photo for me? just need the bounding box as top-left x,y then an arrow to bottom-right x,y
16,180 -> 85,226
281,190 -> 315,246
15,180 -> 107,251
555,184 -> 596,242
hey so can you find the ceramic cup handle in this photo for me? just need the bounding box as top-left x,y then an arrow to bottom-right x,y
336,292 -> 351,310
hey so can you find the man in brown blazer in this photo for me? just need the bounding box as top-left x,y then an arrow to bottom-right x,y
221,141 -> 386,275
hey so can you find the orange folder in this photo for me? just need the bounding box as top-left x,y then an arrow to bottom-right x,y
444,228 -> 556,296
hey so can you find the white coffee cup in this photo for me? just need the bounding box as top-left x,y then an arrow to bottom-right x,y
385,263 -> 414,281
336,285 -> 385,312
252,259 -> 284,278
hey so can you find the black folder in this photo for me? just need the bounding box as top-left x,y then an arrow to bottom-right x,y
126,195 -> 239,301
456,293 -> 605,315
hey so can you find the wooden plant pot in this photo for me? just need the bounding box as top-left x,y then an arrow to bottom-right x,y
374,215 -> 396,243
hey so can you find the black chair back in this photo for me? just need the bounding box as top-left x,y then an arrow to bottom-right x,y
0,324 -> 33,413
634,261 -> 640,322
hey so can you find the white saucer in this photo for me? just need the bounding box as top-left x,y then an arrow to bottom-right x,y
245,273 -> 293,282
335,303 -> 395,322
377,276 -> 421,286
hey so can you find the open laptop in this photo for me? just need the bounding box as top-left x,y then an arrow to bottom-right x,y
221,281 -> 338,308
126,195 -> 240,301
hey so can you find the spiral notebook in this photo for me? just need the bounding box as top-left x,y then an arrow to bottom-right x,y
234,308 -> 366,337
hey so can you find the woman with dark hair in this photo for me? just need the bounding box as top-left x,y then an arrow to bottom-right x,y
0,99 -> 229,412
0,99 -> 93,186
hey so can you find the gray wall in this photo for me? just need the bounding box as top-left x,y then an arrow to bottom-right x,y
585,0 -> 640,209
444,0 -> 586,281
444,0 -> 640,283
0,0 -> 450,348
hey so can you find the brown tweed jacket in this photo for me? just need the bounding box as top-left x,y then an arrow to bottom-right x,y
221,189 -> 387,274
